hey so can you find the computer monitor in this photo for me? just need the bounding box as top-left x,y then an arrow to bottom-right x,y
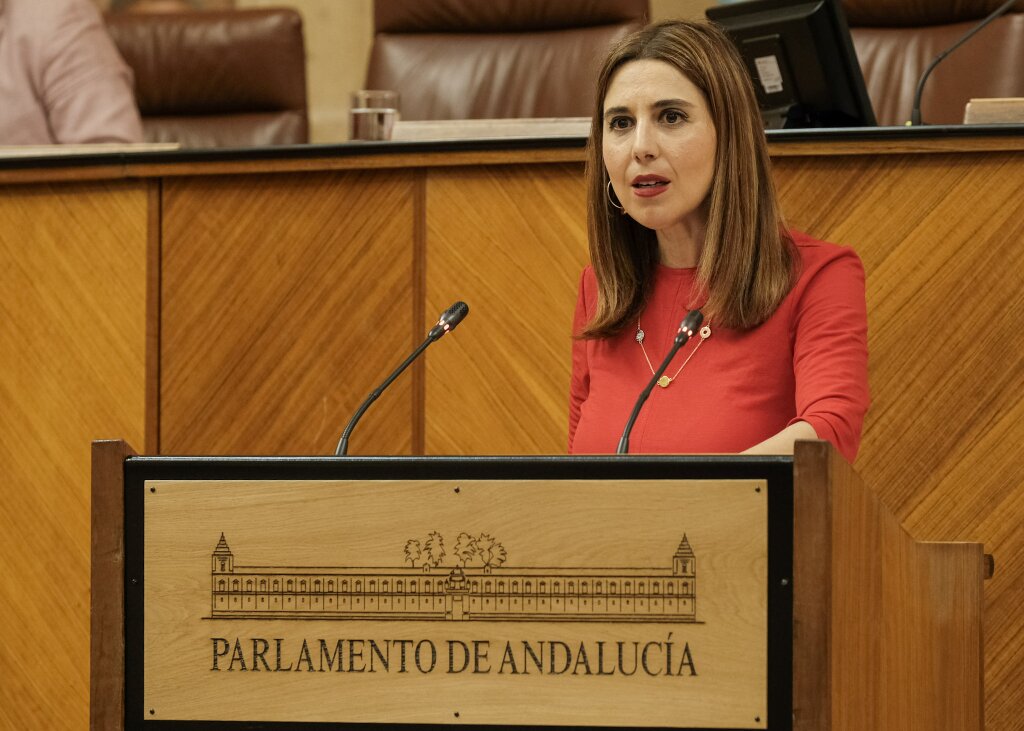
706,0 -> 876,129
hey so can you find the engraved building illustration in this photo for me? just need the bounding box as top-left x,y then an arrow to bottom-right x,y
211,533 -> 697,622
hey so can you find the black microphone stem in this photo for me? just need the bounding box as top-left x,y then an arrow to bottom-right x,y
334,300 -> 469,456
910,0 -> 1018,126
616,310 -> 703,455
335,336 -> 432,456
616,342 -> 684,455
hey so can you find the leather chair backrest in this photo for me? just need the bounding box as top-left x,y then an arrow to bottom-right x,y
366,0 -> 649,120
842,0 -> 1024,125
106,9 -> 308,147
844,0 -> 1012,26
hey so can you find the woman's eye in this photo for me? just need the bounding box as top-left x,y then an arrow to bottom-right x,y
609,117 -> 632,131
663,110 -> 686,124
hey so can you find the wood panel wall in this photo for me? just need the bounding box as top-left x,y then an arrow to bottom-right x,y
425,163 -> 588,454
773,149 -> 1024,731
159,170 -> 419,456
0,181 -> 150,731
1,141 -> 1021,730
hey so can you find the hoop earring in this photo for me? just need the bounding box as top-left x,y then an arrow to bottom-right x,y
606,180 -> 626,214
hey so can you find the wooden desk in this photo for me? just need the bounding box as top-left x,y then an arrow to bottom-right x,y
1,128 -> 1022,729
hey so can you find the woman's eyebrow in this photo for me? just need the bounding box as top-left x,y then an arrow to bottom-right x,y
653,98 -> 696,109
604,99 -> 697,118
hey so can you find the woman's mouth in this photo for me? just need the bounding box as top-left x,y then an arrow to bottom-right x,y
631,175 -> 670,198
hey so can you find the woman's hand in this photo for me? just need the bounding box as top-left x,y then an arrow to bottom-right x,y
741,421 -> 819,455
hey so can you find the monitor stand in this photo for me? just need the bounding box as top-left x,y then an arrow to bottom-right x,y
761,105 -> 791,130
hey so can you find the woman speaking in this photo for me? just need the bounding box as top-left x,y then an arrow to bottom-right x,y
568,20 -> 869,461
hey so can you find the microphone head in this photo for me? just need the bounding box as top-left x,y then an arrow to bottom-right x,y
675,310 -> 704,343
439,301 -> 469,330
428,300 -> 470,340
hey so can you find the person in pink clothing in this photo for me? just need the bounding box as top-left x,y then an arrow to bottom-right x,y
0,0 -> 143,144
569,20 -> 869,460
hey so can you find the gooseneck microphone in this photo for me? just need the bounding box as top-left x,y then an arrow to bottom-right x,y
910,0 -> 1019,126
335,301 -> 469,456
616,310 -> 703,455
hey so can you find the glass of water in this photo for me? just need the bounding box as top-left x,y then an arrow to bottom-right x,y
349,90 -> 400,141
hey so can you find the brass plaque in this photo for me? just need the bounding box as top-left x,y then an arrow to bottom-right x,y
143,479 -> 768,728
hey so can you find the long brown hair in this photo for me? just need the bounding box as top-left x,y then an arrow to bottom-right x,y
582,20 -> 794,338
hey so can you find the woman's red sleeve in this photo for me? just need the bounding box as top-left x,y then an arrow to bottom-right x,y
787,248 -> 870,462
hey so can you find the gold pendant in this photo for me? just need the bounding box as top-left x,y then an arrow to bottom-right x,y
657,375 -> 672,388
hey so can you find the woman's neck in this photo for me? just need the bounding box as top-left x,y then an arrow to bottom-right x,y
656,216 -> 706,269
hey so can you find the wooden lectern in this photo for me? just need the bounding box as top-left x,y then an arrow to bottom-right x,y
91,439 -> 985,731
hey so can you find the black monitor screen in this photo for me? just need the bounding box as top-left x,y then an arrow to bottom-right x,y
706,0 -> 876,129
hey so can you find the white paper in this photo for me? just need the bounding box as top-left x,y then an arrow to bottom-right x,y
754,55 -> 784,94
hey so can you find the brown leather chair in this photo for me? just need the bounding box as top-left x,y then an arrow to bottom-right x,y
105,9 -> 309,147
844,0 -> 1024,125
365,0 -> 649,120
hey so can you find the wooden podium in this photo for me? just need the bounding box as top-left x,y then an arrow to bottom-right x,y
91,439 -> 985,731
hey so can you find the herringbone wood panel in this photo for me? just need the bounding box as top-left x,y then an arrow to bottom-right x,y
424,164 -> 588,454
774,151 -> 1024,731
160,171 -> 417,456
0,182 -> 149,731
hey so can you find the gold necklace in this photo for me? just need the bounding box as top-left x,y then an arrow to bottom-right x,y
635,319 -> 712,388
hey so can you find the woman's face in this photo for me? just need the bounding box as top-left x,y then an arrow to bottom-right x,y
602,59 -> 717,241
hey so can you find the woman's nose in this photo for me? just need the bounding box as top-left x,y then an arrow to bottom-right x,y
632,121 -> 658,161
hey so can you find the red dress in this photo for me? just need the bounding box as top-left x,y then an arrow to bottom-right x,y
568,231 -> 869,462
